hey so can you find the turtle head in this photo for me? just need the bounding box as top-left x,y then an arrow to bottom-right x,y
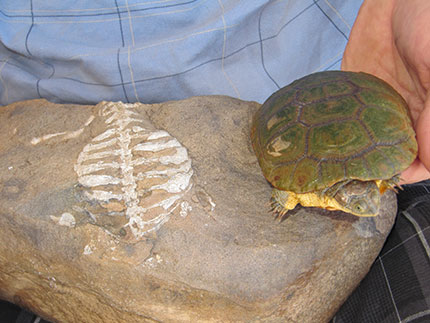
333,180 -> 380,217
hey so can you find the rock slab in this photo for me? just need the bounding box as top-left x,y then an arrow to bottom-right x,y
0,98 -> 397,322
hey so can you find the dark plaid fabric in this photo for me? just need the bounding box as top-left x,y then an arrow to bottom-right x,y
333,180 -> 430,323
0,301 -> 48,323
1,181 -> 429,322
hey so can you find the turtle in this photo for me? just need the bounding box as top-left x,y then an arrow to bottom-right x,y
251,71 -> 417,217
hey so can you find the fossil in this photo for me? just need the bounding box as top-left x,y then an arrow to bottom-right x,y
74,102 -> 193,238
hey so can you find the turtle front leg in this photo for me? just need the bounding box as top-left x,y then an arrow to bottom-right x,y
271,188 -> 299,219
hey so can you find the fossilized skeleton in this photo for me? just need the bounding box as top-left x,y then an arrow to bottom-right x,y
73,102 -> 194,238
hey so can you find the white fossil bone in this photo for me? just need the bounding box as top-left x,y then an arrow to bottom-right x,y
74,102 -> 193,238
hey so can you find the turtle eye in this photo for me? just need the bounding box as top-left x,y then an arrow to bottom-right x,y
353,202 -> 365,214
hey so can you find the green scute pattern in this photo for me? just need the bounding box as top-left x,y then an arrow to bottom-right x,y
251,71 -> 417,193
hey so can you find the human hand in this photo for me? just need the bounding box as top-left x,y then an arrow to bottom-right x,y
341,0 -> 430,184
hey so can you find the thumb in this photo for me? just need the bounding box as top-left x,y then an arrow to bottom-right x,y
399,95 -> 430,184
415,95 -> 430,173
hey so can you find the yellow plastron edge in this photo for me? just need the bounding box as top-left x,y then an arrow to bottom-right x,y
272,180 -> 389,217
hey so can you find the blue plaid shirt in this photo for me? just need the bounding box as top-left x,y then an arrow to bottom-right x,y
0,0 -> 363,106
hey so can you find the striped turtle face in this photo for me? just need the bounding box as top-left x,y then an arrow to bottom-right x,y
251,71 -> 417,194
333,180 -> 380,216
269,179 -> 384,217
74,102 -> 193,239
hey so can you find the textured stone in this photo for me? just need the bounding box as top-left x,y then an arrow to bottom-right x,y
0,98 -> 396,322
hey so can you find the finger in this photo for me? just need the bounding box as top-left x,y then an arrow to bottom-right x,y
415,95 -> 430,170
399,158 -> 430,185
400,96 -> 430,184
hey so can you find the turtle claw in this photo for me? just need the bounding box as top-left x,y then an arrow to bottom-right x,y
270,198 -> 291,221
379,176 -> 401,194
278,209 -> 291,222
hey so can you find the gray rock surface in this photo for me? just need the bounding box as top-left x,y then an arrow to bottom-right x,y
0,98 -> 397,322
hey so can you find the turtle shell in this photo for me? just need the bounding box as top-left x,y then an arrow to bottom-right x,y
251,71 -> 417,193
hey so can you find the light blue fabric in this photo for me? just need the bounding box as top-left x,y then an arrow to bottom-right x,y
0,0 -> 363,106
